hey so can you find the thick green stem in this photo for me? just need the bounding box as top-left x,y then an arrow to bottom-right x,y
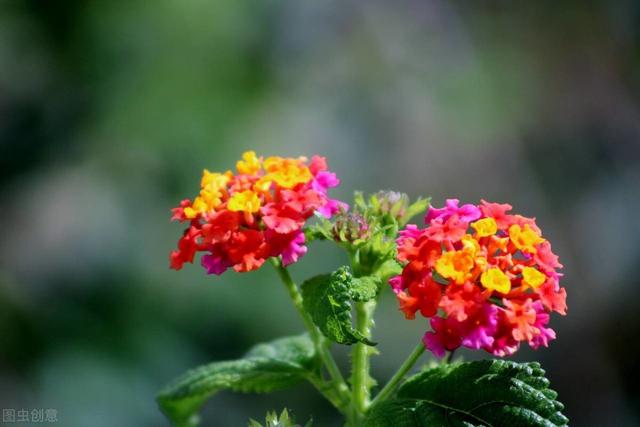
350,300 -> 376,423
369,342 -> 425,409
270,259 -> 350,410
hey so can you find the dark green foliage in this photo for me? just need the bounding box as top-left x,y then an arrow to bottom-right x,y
157,335 -> 318,427
350,276 -> 382,302
364,360 -> 568,427
301,267 -> 376,346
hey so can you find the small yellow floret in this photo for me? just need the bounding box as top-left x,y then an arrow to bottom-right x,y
263,156 -> 303,172
227,190 -> 261,213
253,177 -> 273,194
181,170 -> 232,218
236,151 -> 262,175
473,256 -> 488,273
481,268 -> 511,293
184,196 -> 208,219
201,169 -> 231,190
461,234 -> 481,255
509,224 -> 545,254
435,250 -> 475,285
263,156 -> 312,188
522,267 -> 546,289
472,217 -> 498,237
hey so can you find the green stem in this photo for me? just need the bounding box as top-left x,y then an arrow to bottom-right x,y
369,342 -> 425,409
307,375 -> 347,410
270,259 -> 350,410
349,300 -> 376,424
444,349 -> 456,364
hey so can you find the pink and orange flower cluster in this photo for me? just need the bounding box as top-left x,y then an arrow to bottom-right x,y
170,152 -> 345,274
391,199 -> 567,357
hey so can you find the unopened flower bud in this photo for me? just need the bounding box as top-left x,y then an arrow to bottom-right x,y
332,212 -> 371,243
374,191 -> 410,220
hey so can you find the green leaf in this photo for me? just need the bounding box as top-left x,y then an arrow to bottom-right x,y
354,191 -> 367,211
157,335 -> 318,427
373,259 -> 403,283
401,197 -> 430,226
304,218 -> 334,242
301,267 -> 376,346
364,360 -> 568,427
350,276 -> 382,302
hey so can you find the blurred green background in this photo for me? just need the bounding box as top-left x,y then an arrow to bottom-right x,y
2,1 -> 640,426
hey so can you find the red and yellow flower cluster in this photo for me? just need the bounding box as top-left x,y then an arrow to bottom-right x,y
170,152 -> 345,274
390,199 -> 567,357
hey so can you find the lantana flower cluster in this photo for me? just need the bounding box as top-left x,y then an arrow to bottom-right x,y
390,199 -> 567,357
170,151 -> 345,274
